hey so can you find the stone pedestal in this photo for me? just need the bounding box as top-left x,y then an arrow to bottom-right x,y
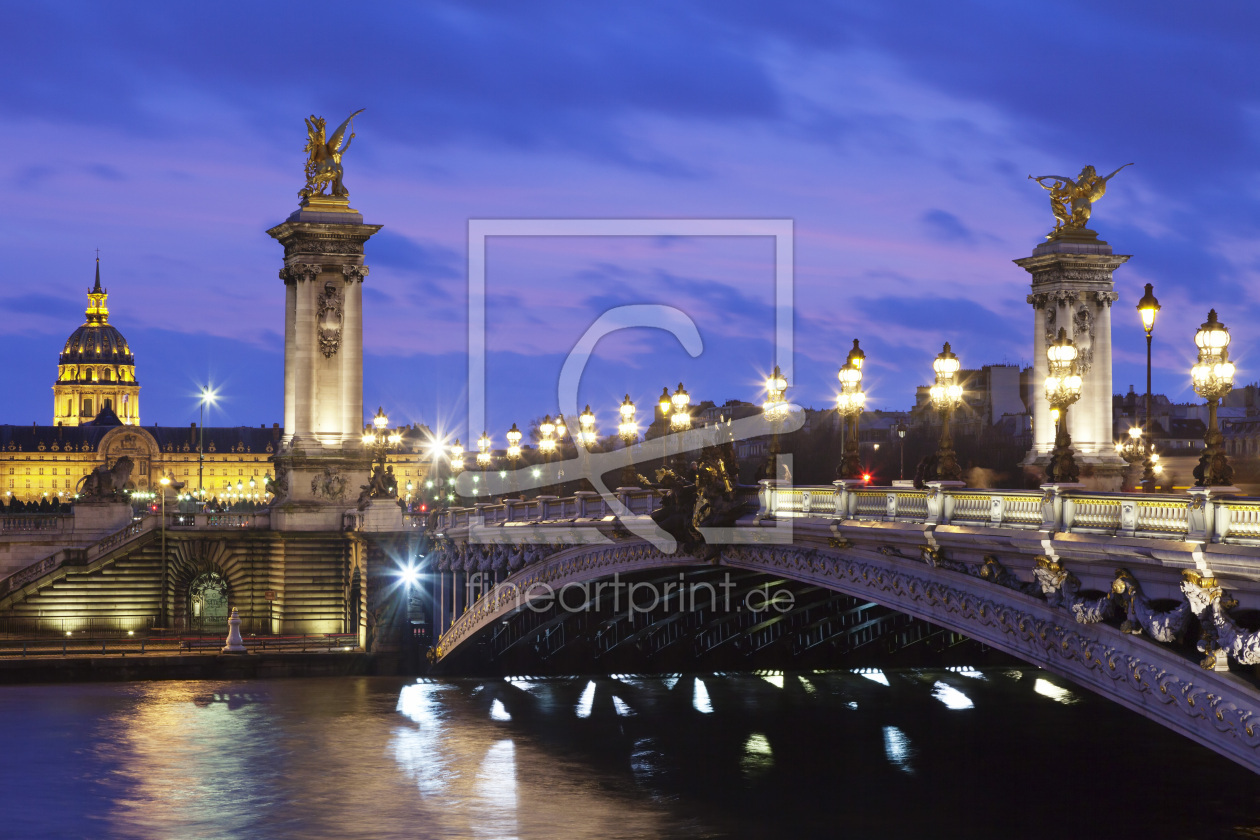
71,501 -> 133,535
267,195 -> 382,531
361,499 -> 405,532
1018,229 -> 1130,491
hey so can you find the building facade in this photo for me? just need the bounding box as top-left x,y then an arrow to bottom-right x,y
53,260 -> 140,427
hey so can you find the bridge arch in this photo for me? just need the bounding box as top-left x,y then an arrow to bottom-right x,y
433,537 -> 1260,772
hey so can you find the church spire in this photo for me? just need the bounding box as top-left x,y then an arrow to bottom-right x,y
86,256 -> 108,324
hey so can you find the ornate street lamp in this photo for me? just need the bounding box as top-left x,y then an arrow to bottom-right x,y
836,339 -> 866,480
1044,328 -> 1084,483
762,364 -> 790,478
618,394 -> 639,487
578,405 -> 598,448
362,406 -> 403,499
669,383 -> 691,432
450,439 -> 464,474
159,474 -> 170,626
1137,283 -> 1161,491
1191,309 -> 1236,487
506,422 -> 523,496
538,414 -> 557,489
927,342 -> 964,483
196,385 -> 218,505
896,421 -> 907,482
669,383 -> 691,471
476,431 -> 492,498
1116,426 -> 1145,464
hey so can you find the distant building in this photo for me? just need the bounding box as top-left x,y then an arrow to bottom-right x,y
52,260 -> 140,427
914,364 -> 1031,442
2,263 -> 433,504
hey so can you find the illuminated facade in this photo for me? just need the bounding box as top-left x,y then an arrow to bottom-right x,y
1,421 -> 281,504
53,259 -> 140,427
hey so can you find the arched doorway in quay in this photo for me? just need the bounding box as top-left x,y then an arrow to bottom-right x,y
188,572 -> 230,632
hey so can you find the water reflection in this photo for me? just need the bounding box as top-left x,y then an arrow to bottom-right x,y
740,733 -> 774,778
883,725 -> 913,773
692,677 -> 714,713
576,680 -> 596,718
1034,677 -> 1078,704
0,670 -> 1256,838
930,681 -> 974,710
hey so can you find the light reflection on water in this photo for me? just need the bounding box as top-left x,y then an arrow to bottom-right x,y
0,670 -> 1258,838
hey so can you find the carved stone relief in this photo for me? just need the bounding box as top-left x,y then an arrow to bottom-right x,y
317,282 -> 344,358
310,466 -> 348,502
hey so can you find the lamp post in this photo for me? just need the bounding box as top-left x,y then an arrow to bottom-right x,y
618,394 -> 639,488
1137,283 -> 1161,492
447,439 -> 464,505
836,339 -> 866,480
1044,328 -> 1084,483
576,405 -> 598,485
506,423 -> 523,497
361,407 -> 403,499
477,432 -> 492,499
669,382 -> 691,471
1116,426 -> 1145,482
159,474 -> 170,627
578,405 -> 598,448
538,414 -> 557,491
896,422 -> 907,482
1192,309 -> 1237,488
762,365 -> 790,479
197,386 -> 217,505
927,342 -> 964,483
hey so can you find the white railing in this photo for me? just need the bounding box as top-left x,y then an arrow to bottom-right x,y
433,488 -> 667,532
431,480 -> 1260,546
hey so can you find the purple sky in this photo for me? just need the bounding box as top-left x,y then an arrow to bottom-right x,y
3,2 -> 1259,444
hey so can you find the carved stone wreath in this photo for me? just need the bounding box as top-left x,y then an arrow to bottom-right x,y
310,466 -> 348,502
317,282 -> 344,358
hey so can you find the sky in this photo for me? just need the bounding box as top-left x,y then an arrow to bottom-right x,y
3,1 -> 1260,443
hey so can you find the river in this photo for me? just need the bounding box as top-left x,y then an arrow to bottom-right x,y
1,669 -> 1257,838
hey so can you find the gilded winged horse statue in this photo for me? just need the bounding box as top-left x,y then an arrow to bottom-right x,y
300,109 -> 364,199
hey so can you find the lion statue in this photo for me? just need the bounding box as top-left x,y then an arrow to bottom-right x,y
77,456 -> 134,500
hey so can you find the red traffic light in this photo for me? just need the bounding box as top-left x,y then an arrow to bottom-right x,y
862,473 -> 872,483
419,504 -> 428,512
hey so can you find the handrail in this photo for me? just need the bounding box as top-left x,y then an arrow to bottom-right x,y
430,481 -> 1260,546
0,515 -> 159,600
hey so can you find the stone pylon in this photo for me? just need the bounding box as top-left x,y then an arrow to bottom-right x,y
267,195 -> 382,530
1017,228 -> 1129,490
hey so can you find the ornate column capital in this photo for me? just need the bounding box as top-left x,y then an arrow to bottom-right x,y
280,263 -> 324,284
341,264 -> 369,283
1027,292 -> 1050,309
1093,290 -> 1120,307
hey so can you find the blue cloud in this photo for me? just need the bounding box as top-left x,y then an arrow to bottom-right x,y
921,209 -> 975,243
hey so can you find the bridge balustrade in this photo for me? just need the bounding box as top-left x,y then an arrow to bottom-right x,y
166,512 -> 270,530
431,480 -> 1260,547
0,514 -> 72,533
432,488 -> 665,532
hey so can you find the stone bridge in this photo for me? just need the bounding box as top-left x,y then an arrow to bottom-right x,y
429,481 -> 1260,772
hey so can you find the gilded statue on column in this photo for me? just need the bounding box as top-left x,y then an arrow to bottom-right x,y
300,109 -> 365,199
1029,163 -> 1133,233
